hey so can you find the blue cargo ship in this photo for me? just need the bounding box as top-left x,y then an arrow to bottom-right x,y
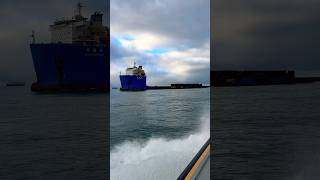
30,3 -> 109,92
119,63 -> 147,91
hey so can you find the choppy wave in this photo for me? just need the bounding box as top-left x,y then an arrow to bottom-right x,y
110,111 -> 210,180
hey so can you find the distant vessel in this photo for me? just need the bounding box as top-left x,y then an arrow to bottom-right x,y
119,63 -> 147,91
119,63 -> 209,91
6,82 -> 25,87
211,70 -> 295,86
30,3 -> 109,92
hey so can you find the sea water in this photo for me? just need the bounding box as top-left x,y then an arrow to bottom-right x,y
110,88 -> 210,180
212,83 -> 320,180
0,86 -> 108,179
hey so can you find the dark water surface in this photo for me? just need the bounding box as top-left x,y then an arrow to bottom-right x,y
110,88 -> 210,148
0,86 -> 108,180
212,83 -> 320,180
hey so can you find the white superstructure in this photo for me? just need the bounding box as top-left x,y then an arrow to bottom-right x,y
125,64 -> 146,76
49,3 -> 108,44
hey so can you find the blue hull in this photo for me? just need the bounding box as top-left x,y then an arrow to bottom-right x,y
30,43 -> 109,91
120,75 -> 147,91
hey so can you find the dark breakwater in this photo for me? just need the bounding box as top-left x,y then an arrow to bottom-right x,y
147,84 -> 210,90
211,70 -> 320,86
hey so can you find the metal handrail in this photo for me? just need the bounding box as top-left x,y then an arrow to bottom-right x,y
177,138 -> 211,180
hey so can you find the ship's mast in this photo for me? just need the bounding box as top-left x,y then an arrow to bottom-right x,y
74,2 -> 84,20
77,2 -> 83,17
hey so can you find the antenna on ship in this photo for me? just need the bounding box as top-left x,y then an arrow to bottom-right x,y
134,60 -> 136,67
77,2 -> 83,17
30,30 -> 35,44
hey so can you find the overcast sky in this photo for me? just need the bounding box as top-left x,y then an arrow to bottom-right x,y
212,0 -> 320,76
0,0 -> 109,83
110,0 -> 210,86
3,0 -> 317,84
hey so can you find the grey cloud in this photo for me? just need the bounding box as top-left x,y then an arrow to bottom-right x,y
111,0 -> 210,48
212,0 -> 320,73
111,0 -> 210,86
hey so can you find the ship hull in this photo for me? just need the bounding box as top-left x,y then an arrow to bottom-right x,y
119,75 -> 147,91
30,43 -> 109,92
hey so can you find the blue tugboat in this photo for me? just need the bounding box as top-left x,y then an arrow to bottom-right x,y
30,3 -> 109,92
119,63 -> 147,91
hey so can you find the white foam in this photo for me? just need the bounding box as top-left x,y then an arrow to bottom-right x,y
110,111 -> 210,180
